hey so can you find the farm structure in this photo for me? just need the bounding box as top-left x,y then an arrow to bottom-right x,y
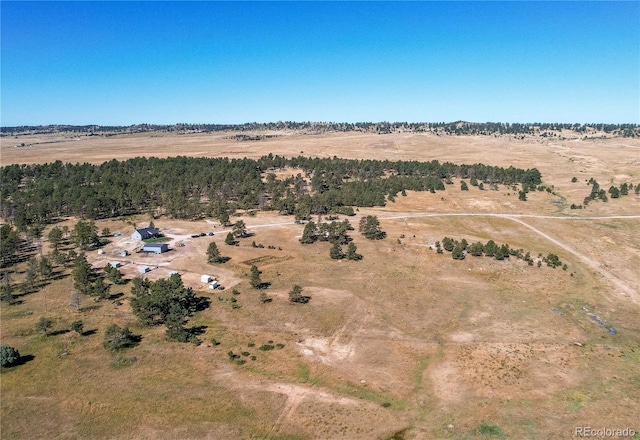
138,266 -> 150,274
132,227 -> 159,240
142,243 -> 168,254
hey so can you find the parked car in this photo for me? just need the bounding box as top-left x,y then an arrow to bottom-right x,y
208,232 -> 214,236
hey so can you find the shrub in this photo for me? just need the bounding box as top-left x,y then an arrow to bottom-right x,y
35,317 -> 53,335
103,324 -> 138,351
259,344 -> 275,351
71,320 -> 84,335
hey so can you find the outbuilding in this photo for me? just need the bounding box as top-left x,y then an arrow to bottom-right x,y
142,243 -> 168,254
110,261 -> 122,268
138,266 -> 150,274
200,275 -> 212,283
208,281 -> 218,289
168,270 -> 179,277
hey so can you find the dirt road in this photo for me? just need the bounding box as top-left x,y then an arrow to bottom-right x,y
223,213 -> 639,304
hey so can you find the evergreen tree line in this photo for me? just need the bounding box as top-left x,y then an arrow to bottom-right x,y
577,179 -> 639,208
1,155 -> 541,230
3,122 -> 638,137
436,237 -> 566,269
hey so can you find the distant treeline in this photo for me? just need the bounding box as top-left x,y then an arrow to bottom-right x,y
0,155 -> 541,230
2,121 -> 638,137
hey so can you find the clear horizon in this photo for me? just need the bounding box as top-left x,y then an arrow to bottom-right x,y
2,1 -> 638,126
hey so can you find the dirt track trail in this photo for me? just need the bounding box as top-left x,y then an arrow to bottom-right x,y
230,212 -> 639,304
381,212 -> 640,304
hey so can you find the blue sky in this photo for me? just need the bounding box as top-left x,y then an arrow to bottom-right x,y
1,1 -> 638,125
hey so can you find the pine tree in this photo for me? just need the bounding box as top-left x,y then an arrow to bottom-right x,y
620,183 -> 629,195
73,220 -> 99,250
300,221 -> 318,244
225,232 -> 237,246
250,265 -> 262,289
232,220 -> 247,238
330,242 -> 344,260
48,226 -> 63,251
24,258 -> 39,289
358,216 -> 385,240
0,281 -> 14,304
91,278 -> 111,300
452,245 -> 465,260
468,242 -> 484,257
207,242 -> 227,263
0,344 -> 21,367
346,242 -> 363,260
72,252 -> 93,295
608,186 -> 620,198
38,256 -> 53,280
289,285 -> 309,303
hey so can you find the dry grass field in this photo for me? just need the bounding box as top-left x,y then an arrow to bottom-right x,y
1,131 -> 639,439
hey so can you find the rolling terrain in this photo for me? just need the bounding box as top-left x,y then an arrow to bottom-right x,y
1,129 -> 639,439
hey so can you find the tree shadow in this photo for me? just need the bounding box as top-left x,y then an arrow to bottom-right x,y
257,282 -> 271,289
107,292 -> 124,301
13,354 -> 35,367
194,296 -> 211,312
81,304 -> 103,312
49,329 -> 70,336
187,325 -> 208,336
81,329 -> 98,336
11,290 -> 31,298
50,273 -> 70,281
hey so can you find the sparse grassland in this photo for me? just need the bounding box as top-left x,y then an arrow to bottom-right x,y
2,131 -> 639,439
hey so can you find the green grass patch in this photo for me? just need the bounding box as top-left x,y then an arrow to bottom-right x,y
2,309 -> 34,319
110,356 -> 138,369
242,255 -> 291,266
564,391 -> 589,412
336,382 -> 407,410
143,236 -> 172,243
295,363 -> 324,386
478,423 -> 504,437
